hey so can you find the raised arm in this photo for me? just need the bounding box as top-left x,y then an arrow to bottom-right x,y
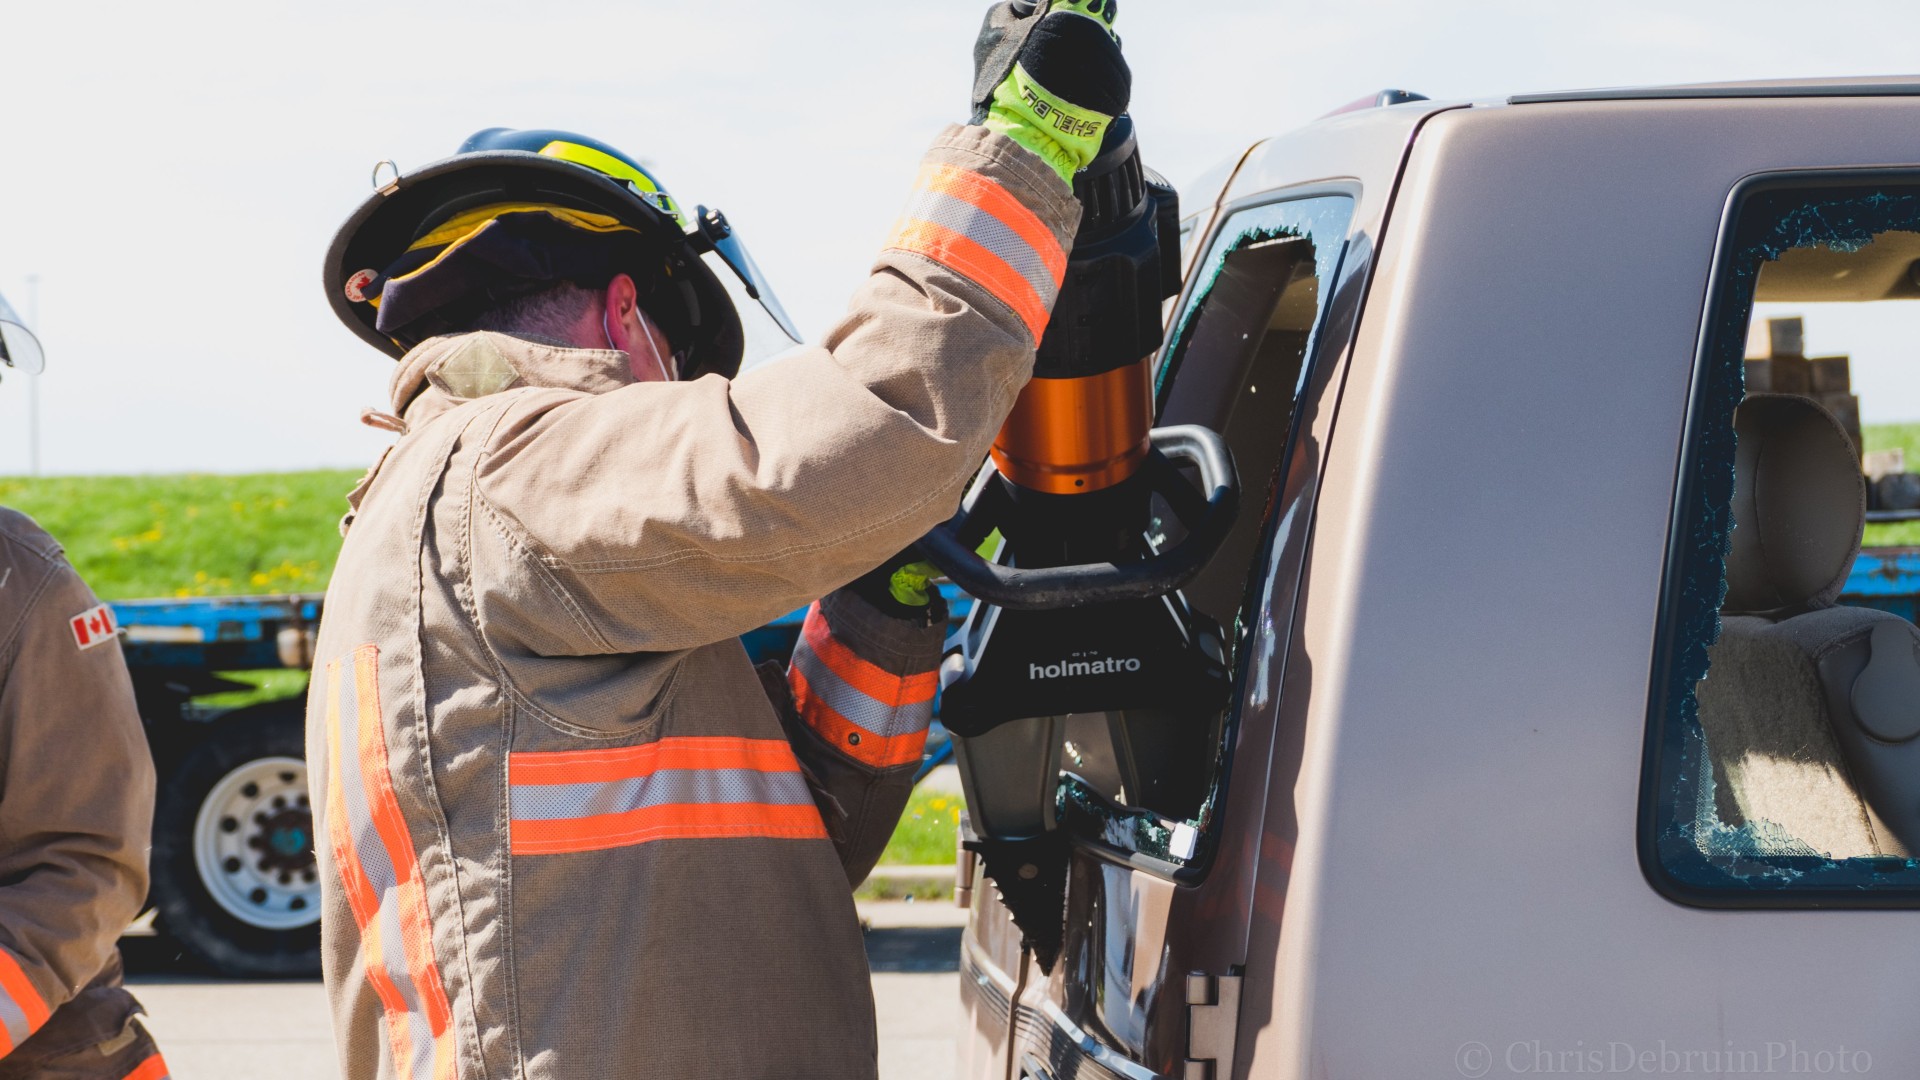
474,124 -> 1080,652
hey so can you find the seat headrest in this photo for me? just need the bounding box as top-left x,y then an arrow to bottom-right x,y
1724,394 -> 1865,615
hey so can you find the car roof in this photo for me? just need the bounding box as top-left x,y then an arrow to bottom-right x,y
1511,75 -> 1920,105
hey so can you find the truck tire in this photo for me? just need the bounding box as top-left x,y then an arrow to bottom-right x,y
150,701 -> 321,978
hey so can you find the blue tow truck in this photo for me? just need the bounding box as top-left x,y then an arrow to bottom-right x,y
116,589 -> 966,977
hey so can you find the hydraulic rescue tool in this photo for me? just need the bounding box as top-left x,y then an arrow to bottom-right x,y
919,117 -> 1241,969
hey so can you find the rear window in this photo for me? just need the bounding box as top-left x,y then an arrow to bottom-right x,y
1647,175 -> 1920,903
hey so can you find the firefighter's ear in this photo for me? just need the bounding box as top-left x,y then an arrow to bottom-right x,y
604,274 -> 673,383
603,274 -> 640,325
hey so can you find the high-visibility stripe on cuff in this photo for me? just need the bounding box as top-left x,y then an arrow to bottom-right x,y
792,667 -> 930,769
0,948 -> 47,1055
508,737 -> 828,855
885,162 -> 1067,342
789,603 -> 936,769
800,605 -> 939,708
123,1053 -> 171,1080
321,646 -> 460,1080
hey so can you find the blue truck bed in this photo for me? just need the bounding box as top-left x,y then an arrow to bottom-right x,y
1841,548 -> 1920,623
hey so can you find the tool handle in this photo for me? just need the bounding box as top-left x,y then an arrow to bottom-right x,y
919,425 -> 1239,610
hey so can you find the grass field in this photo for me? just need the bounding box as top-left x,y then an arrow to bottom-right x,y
878,788 -> 964,866
7,423 -> 1918,599
1864,423 -> 1920,547
857,787 -> 965,899
0,470 -> 361,600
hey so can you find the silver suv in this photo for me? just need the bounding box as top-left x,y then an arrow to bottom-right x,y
958,78 -> 1920,1080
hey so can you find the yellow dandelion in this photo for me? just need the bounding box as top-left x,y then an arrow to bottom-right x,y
929,798 -> 948,811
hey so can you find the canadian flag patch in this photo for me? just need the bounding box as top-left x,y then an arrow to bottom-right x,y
70,604 -> 118,650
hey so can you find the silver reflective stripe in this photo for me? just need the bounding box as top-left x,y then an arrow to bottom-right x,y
899,187 -> 1059,310
792,646 -> 933,738
332,667 -> 399,896
511,768 -> 814,822
405,996 -> 437,1080
373,893 -> 432,1077
327,657 -> 437,1078
0,983 -> 30,1049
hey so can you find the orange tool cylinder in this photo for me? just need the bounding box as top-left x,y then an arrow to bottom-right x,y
990,357 -> 1155,495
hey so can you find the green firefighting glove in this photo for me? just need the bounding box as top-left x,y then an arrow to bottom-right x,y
970,0 -> 1130,187
850,551 -> 947,625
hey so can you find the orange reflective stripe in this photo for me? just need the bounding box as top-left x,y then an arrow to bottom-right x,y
886,218 -> 1053,342
0,951 -> 46,1043
348,652 -> 458,1061
800,606 -> 938,709
791,666 -> 931,770
428,1026 -> 457,1080
322,649 -> 459,1080
917,163 -> 1067,282
323,668 -> 376,919
0,953 -> 46,1037
512,801 -> 828,855
321,664 -> 414,1079
508,736 -> 824,855
508,736 -> 804,786
122,1053 -> 171,1080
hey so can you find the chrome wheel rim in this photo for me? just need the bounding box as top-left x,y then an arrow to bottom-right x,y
191,756 -> 320,930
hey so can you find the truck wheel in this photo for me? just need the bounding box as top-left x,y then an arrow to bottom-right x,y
150,702 -> 322,978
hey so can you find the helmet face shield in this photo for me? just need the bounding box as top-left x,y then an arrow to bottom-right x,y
0,293 -> 44,376
702,249 -> 802,373
705,227 -> 801,345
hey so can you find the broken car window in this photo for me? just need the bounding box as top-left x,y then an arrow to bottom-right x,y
1063,194 -> 1355,869
1650,180 -> 1920,900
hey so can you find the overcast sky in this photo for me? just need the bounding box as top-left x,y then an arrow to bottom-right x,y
8,1 -> 1920,475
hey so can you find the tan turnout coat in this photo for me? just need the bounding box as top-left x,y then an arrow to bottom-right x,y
307,124 -> 1079,1079
0,510 -> 165,1079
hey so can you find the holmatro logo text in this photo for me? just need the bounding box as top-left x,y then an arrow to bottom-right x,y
1030,657 -> 1143,680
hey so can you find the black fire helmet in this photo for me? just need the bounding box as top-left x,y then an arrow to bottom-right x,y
323,128 -> 748,380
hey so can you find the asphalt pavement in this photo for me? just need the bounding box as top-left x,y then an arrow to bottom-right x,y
124,901 -> 968,1079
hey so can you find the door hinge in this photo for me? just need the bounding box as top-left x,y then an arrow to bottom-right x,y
1183,970 -> 1242,1080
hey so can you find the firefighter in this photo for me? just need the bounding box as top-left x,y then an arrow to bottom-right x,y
0,296 -> 168,1079
310,3 -> 1126,1076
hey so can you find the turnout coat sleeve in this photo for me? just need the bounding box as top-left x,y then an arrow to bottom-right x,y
470,124 -> 1081,654
763,590 -> 946,884
0,526 -> 153,1058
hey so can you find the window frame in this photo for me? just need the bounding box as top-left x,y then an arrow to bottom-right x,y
1059,182 -> 1364,885
1640,166 -> 1920,911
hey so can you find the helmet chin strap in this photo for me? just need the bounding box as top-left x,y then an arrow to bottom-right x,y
605,305 -> 673,382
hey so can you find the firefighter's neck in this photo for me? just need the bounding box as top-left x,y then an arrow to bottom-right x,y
573,274 -> 674,383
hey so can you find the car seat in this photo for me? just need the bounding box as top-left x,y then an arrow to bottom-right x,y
1697,394 -> 1920,858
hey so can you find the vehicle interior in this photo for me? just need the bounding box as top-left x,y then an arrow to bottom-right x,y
1671,192 -> 1920,885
